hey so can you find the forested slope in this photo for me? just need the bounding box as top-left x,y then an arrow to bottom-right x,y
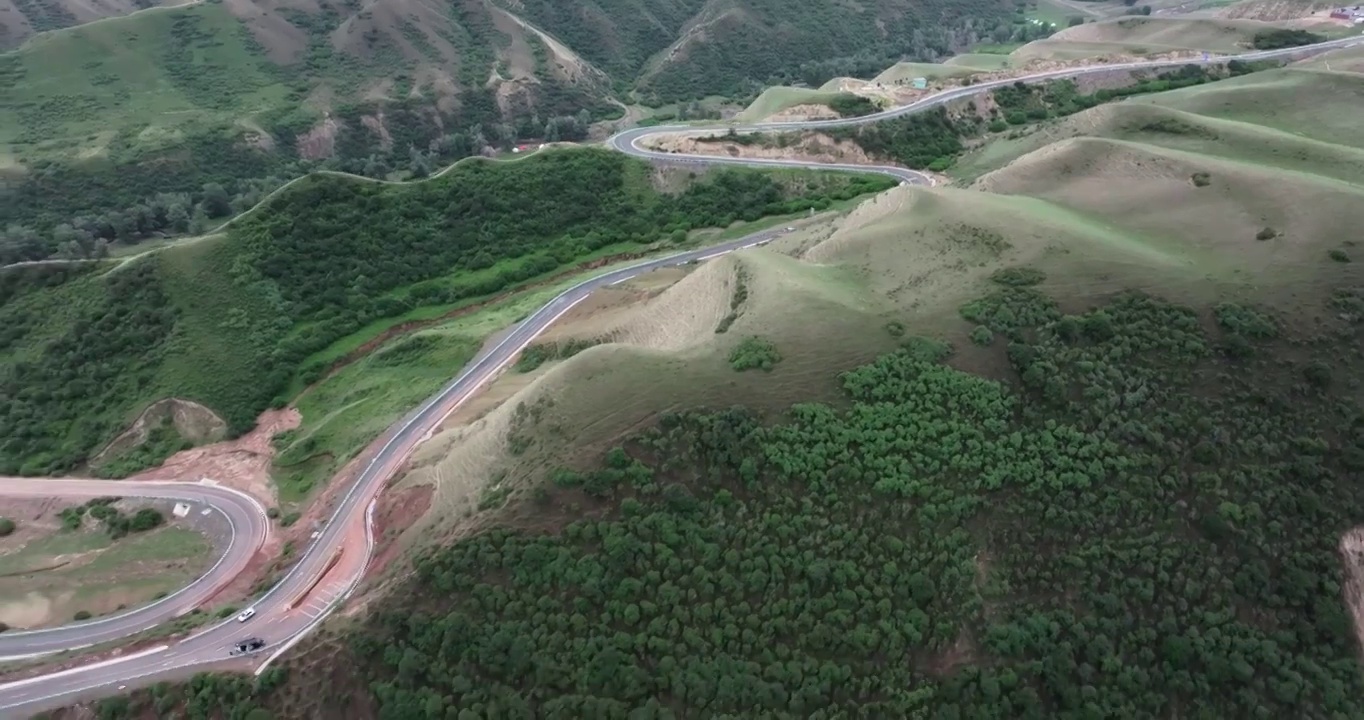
0,0 -> 1026,266
351,288 -> 1364,718
0,149 -> 890,475
67,279 -> 1364,718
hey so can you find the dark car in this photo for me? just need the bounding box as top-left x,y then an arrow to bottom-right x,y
229,638 -> 267,656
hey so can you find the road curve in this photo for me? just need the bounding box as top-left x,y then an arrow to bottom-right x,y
0,479 -> 267,659
607,35 -> 1364,174
2,33 -> 1361,717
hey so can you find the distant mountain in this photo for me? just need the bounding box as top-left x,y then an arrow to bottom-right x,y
0,0 -> 1020,263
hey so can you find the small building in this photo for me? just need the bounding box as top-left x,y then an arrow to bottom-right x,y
172,502 -> 191,518
910,77 -> 928,90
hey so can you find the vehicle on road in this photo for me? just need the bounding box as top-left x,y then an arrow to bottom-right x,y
235,608 -> 256,623
229,638 -> 267,656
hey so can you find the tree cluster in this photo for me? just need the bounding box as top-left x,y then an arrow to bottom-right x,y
1251,29 -> 1324,50
0,260 -> 178,475
345,284 -> 1364,718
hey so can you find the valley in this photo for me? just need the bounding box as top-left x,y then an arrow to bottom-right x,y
4,2 -> 1364,718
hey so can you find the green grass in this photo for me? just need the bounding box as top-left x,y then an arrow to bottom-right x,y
1,149 -> 897,476
735,87 -> 844,122
1132,66 -> 1364,151
81,526 -> 209,573
1029,0 -> 1090,25
288,200 -> 862,396
943,52 -> 1014,70
270,202 -> 861,502
872,62 -> 986,84
274,331 -> 483,502
2,3 -> 293,157
967,43 -> 1024,56
952,67 -> 1364,185
0,523 -> 211,628
0,528 -> 110,576
285,240 -> 644,390
1011,17 -> 1351,64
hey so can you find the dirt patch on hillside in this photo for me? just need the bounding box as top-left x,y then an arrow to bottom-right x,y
642,132 -> 877,166
131,409 -> 298,509
1217,1 -> 1335,21
0,497 -> 64,541
766,103 -> 841,122
295,115 -> 341,160
358,483 -> 432,589
492,5 -> 603,85
1339,527 -> 1364,657
91,399 -> 228,466
224,0 -> 310,65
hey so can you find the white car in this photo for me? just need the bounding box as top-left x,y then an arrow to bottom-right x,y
235,608 -> 256,623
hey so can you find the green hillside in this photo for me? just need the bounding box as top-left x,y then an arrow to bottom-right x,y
0,148 -> 891,476
509,0 -> 1018,102
1010,16 -> 1343,63
42,26 -> 1364,720
0,0 -> 1033,269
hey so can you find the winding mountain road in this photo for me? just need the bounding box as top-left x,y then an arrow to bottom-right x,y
0,34 -> 1358,717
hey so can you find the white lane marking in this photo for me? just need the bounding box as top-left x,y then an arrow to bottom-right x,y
609,277 -> 629,286
697,250 -> 731,262
419,291 -> 592,444
0,645 -> 169,690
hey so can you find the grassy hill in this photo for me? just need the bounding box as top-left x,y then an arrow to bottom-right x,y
63,45 -> 1364,719
734,87 -> 847,122
1010,15 -> 1343,63
0,148 -> 892,477
0,0 -> 1029,267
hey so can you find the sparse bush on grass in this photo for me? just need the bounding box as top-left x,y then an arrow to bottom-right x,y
129,508 -> 165,533
94,419 -> 194,479
1256,227 -> 1278,241
280,511 -> 301,527
970,325 -> 994,346
1214,303 -> 1278,340
0,518 -> 13,537
729,336 -> 782,372
1251,28 -> 1324,50
516,338 -> 604,372
1304,361 -> 1332,388
1330,249 -> 1351,263
825,93 -> 879,118
59,506 -> 85,531
716,268 -> 751,335
884,321 -> 906,337
1191,172 -> 1211,187
960,287 -> 1060,337
73,611 -> 91,621
989,267 -> 1045,287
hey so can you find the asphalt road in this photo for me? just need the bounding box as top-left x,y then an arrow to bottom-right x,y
607,35 -> 1364,170
0,479 -> 267,659
2,33 -> 1361,717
